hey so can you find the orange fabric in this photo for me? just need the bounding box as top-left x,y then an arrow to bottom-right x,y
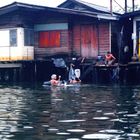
105,54 -> 115,61
39,32 -> 49,47
50,31 -> 60,47
39,31 -> 60,48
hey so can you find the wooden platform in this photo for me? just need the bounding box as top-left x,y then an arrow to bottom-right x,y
0,63 -> 22,68
80,62 -> 140,84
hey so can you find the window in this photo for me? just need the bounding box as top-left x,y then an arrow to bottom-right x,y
10,29 -> 17,46
39,31 -> 60,48
24,29 -> 34,46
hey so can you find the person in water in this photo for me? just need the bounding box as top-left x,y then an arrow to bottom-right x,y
70,77 -> 81,84
68,63 -> 81,84
50,74 -> 61,86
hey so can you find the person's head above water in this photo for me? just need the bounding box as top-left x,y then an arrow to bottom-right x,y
51,74 -> 57,79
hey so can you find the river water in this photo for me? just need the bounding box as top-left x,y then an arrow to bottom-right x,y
0,83 -> 140,140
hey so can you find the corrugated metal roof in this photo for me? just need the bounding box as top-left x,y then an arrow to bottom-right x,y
57,0 -> 119,20
58,0 -> 112,14
0,2 -> 46,11
74,0 -> 110,13
55,7 -> 118,20
0,2 -> 97,18
0,2 -> 118,20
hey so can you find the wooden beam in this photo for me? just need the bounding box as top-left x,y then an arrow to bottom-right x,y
0,64 -> 22,68
132,0 -> 135,11
125,0 -> 127,13
110,0 -> 113,15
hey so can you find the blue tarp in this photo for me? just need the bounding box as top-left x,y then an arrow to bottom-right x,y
52,58 -> 66,68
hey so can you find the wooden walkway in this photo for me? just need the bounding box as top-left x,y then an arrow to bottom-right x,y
81,62 -> 140,84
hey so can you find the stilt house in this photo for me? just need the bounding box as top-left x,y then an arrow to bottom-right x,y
0,0 -> 119,61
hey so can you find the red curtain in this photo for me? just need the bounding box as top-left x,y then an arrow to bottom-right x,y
39,31 -> 60,48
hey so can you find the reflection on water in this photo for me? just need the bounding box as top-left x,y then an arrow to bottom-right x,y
0,83 -> 139,139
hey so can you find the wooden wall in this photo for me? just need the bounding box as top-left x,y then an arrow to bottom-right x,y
72,25 -> 81,56
35,30 -> 70,59
72,22 -> 110,58
0,8 -> 111,60
98,23 -> 110,56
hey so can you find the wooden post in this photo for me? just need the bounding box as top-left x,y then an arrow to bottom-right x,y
110,0 -> 113,15
13,68 -> 17,82
34,61 -> 37,82
132,0 -> 135,11
125,0 -> 127,13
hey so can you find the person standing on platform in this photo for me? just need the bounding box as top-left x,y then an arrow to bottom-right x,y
105,51 -> 116,66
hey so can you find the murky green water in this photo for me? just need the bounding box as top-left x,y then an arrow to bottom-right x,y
0,83 -> 139,140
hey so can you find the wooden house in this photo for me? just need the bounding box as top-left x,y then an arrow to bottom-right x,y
57,0 -> 120,59
0,0 -> 119,61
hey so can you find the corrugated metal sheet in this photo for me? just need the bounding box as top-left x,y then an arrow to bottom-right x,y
58,0 -> 110,14
74,0 -> 111,13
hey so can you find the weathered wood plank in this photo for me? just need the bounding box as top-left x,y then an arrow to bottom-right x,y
0,64 -> 22,68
